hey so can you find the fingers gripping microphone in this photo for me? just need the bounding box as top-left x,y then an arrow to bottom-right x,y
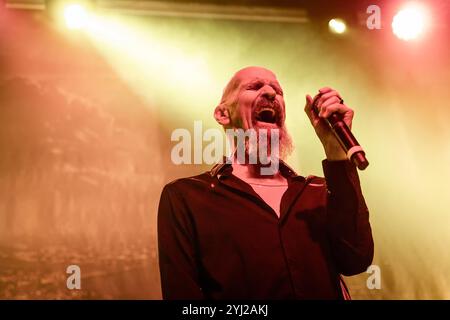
312,95 -> 369,170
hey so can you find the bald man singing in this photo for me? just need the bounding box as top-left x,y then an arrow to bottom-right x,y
157,66 -> 374,300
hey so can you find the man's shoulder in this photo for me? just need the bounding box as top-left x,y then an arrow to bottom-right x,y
306,175 -> 326,187
278,160 -> 326,187
163,171 -> 214,192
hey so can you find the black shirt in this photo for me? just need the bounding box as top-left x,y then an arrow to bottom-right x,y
157,160 -> 374,299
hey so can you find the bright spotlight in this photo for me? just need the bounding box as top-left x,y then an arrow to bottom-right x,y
328,18 -> 347,34
63,3 -> 89,30
392,4 -> 429,41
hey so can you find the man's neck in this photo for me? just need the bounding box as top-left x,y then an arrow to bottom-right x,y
231,162 -> 287,186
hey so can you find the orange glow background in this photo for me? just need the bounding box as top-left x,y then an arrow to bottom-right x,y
0,2 -> 449,299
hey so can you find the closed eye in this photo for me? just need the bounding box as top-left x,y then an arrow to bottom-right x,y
247,81 -> 264,90
273,87 -> 283,96
271,83 -> 283,95
246,81 -> 283,96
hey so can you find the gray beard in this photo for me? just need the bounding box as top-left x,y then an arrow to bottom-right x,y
244,125 -> 293,163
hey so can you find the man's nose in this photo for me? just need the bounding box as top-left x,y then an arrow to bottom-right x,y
261,85 -> 276,101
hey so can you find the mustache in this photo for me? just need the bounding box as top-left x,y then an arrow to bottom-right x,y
253,96 -> 281,112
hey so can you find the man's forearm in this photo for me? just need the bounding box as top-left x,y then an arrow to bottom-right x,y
322,160 -> 374,275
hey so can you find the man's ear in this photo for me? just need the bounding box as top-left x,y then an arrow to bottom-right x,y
214,104 -> 231,126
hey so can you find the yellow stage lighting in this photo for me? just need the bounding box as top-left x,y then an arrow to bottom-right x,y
63,3 -> 90,30
328,18 -> 347,34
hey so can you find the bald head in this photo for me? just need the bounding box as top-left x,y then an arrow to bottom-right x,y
220,66 -> 278,104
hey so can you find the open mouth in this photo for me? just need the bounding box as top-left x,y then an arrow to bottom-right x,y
254,107 -> 279,125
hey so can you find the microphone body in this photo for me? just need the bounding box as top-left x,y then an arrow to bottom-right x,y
312,95 -> 369,170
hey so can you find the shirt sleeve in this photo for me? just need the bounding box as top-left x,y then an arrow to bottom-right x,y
322,159 -> 374,276
157,183 -> 205,299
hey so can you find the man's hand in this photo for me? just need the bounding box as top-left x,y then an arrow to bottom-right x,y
304,87 -> 354,161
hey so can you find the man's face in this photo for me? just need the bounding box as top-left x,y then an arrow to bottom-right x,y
229,67 -> 286,131
219,67 -> 292,161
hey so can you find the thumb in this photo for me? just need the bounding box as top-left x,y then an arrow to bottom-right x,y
304,94 -> 317,123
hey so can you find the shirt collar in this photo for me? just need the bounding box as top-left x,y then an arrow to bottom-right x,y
209,157 -> 302,181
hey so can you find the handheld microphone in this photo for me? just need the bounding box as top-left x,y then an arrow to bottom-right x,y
312,94 -> 369,170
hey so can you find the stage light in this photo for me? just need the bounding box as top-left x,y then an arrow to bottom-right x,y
392,4 -> 429,41
328,18 -> 347,34
63,3 -> 90,30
